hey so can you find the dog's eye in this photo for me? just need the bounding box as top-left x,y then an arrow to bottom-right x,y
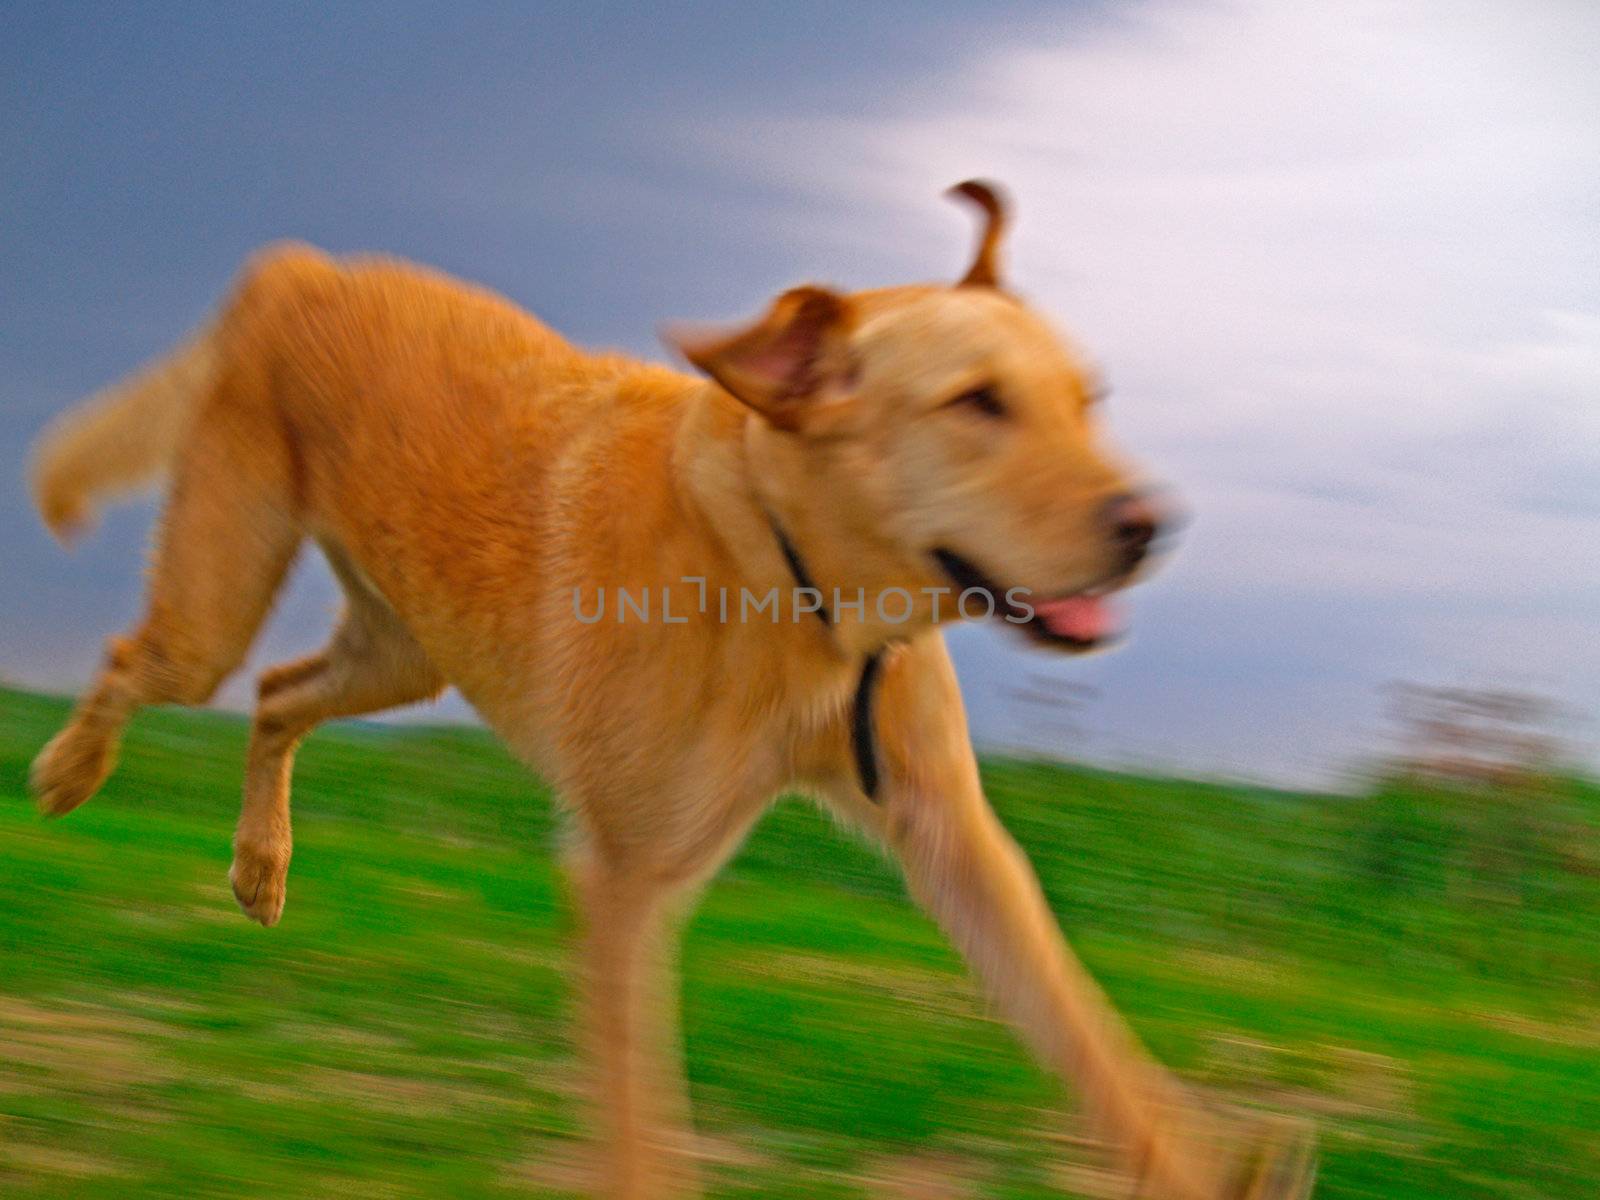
947,384 -> 1007,419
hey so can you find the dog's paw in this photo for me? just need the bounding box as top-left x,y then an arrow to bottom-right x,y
1226,1117 -> 1317,1200
30,726 -> 116,818
230,837 -> 290,927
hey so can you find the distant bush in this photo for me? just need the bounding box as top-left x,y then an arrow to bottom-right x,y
1333,684 -> 1599,985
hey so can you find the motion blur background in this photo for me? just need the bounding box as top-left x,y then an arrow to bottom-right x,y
6,0 -> 1599,785
2,3 -> 1597,1198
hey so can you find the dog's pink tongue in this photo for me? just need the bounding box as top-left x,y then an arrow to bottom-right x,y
1033,594 -> 1116,642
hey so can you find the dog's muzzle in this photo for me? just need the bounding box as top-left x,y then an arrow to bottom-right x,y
931,547 -> 1116,651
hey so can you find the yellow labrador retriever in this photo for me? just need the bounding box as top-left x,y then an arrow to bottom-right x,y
28,182 -> 1313,1198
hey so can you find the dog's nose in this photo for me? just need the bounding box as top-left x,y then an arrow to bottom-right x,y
1103,491 -> 1165,570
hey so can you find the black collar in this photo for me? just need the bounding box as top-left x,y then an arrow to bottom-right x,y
762,508 -> 886,802
763,508 -> 830,627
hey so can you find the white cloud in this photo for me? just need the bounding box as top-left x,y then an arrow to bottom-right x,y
680,0 -> 1600,780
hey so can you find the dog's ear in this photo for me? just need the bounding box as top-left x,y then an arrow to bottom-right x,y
947,179 -> 1009,288
664,287 -> 856,432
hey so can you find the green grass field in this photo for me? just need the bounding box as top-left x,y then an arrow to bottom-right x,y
1,685 -> 1596,1198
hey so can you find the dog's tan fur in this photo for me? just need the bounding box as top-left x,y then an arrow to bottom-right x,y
28,186 -> 1312,1198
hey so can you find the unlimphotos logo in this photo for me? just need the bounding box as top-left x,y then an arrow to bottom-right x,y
572,578 -> 1035,625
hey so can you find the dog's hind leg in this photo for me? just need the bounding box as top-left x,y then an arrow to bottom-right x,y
231,553 -> 444,925
30,391 -> 301,818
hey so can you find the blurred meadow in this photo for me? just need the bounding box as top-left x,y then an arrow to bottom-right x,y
2,684 -> 1596,1198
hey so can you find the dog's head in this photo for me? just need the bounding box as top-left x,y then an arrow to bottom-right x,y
668,181 -> 1172,652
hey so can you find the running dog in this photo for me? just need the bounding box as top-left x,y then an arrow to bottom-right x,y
28,182 -> 1313,1198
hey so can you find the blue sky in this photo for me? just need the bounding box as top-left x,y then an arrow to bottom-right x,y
5,1 -> 1598,785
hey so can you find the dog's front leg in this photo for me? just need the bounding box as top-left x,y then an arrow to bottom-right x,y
886,785 -> 1236,1197
570,849 -> 702,1200
819,639 -> 1313,1199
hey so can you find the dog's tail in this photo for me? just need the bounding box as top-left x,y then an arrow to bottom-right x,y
30,330 -> 217,542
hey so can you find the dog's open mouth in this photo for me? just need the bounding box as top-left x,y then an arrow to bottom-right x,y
932,547 -> 1121,652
